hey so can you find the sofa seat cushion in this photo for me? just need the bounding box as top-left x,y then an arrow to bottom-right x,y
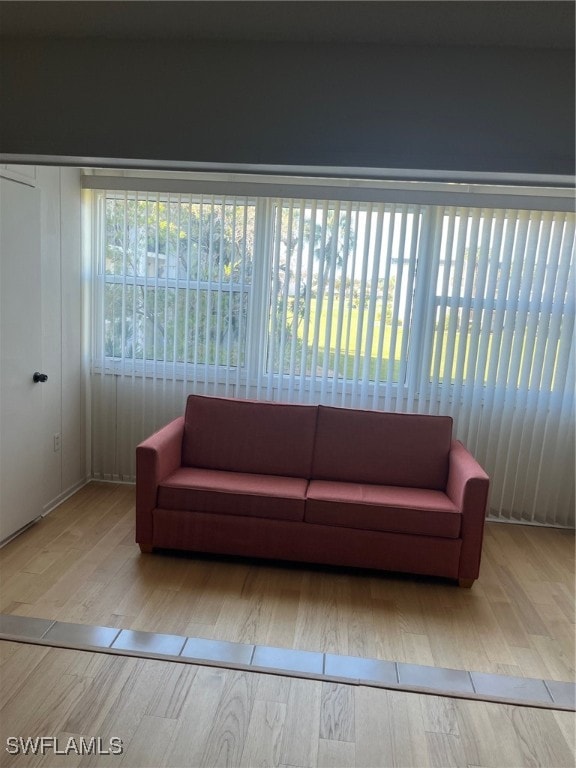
158,467 -> 308,522
306,481 -> 461,538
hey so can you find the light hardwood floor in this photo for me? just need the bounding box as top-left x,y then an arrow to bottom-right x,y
1,482 -> 575,768
0,481 -> 574,683
0,641 -> 574,768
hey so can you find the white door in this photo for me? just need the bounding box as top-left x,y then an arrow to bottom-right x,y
0,178 -> 45,543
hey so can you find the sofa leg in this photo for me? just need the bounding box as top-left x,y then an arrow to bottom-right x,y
458,578 -> 474,588
139,543 -> 154,554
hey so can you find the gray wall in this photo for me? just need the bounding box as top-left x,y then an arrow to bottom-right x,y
1,38 -> 574,176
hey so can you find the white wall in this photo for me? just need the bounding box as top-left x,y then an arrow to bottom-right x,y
36,166 -> 87,512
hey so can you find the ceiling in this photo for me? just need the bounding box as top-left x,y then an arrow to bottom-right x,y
0,1 -> 574,49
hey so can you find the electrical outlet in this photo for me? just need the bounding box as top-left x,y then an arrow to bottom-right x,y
53,433 -> 61,452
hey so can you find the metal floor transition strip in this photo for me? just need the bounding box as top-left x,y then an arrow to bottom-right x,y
0,613 -> 573,711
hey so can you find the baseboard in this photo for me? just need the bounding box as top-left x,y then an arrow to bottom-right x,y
41,477 -> 91,517
487,516 -> 575,531
89,477 -> 136,486
1,478 -> 92,548
0,518 -> 42,548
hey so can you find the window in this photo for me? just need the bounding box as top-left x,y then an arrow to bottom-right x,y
101,192 -> 255,372
95,189 -> 574,406
427,207 -> 573,395
266,199 -> 421,404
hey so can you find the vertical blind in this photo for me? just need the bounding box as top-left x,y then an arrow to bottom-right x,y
263,199 -> 421,409
425,207 -> 575,526
91,189 -> 575,527
99,191 -> 255,383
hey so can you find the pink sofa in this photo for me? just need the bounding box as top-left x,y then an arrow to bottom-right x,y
136,395 -> 490,586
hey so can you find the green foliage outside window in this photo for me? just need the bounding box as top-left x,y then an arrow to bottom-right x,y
103,196 -> 254,367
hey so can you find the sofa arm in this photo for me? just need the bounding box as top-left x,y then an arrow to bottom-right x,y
446,440 -> 490,584
135,416 -> 185,549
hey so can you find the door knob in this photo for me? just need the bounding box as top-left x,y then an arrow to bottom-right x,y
32,372 -> 48,383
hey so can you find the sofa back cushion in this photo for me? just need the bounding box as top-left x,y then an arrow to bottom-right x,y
182,395 -> 317,478
312,405 -> 452,490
